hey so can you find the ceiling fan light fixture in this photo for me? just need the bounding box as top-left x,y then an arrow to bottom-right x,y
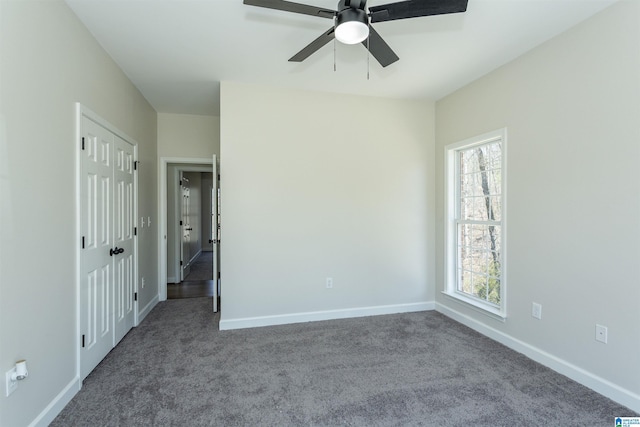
335,8 -> 369,45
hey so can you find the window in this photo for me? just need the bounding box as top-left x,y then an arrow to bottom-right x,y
445,129 -> 506,318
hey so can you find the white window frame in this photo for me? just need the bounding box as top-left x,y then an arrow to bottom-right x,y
444,128 -> 507,320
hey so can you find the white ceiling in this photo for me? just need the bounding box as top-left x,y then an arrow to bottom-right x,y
65,0 -> 619,116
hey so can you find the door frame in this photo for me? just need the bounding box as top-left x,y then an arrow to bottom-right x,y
75,103 -> 139,381
158,157 -> 213,301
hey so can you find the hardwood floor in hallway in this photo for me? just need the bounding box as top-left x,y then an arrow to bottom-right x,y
167,251 -> 219,304
167,280 -> 215,299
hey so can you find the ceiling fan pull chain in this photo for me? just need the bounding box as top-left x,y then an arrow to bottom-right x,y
367,23 -> 370,80
333,38 -> 336,73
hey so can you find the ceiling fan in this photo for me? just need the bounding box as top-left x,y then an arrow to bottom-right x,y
244,0 -> 468,67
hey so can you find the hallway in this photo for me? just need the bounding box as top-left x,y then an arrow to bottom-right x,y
183,251 -> 213,281
167,251 -> 215,299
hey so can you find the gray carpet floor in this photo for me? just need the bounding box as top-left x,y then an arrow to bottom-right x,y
52,298 -> 636,426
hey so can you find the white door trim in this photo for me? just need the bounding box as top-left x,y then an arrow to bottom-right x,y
158,157 -> 213,301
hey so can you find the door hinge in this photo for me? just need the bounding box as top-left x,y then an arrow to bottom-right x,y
134,161 -> 138,171
82,236 -> 85,249
217,174 -> 220,181
179,180 -> 182,186
180,260 -> 183,266
218,271 -> 221,279
179,220 -> 183,226
81,334 -> 85,348
134,227 -> 137,236
81,137 -> 85,151
134,292 -> 138,301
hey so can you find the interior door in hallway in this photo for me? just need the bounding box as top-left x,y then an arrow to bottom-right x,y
180,172 -> 191,280
212,155 -> 218,313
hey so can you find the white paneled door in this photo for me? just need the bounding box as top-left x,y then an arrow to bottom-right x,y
212,155 -> 218,313
80,112 -> 136,380
180,173 -> 191,280
113,135 -> 136,344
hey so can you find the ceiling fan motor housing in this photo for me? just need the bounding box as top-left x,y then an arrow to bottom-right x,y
338,0 -> 367,11
335,0 -> 369,44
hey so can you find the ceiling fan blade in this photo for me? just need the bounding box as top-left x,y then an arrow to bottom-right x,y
289,27 -> 335,62
243,0 -> 335,19
369,0 -> 468,23
362,26 -> 399,67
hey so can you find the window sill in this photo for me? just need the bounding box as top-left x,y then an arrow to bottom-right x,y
441,291 -> 506,322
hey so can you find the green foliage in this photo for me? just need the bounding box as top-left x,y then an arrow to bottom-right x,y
474,260 -> 501,305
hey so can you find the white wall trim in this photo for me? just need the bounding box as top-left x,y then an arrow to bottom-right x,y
158,157 -> 213,301
29,376 -> 80,427
436,302 -> 640,413
138,294 -> 159,324
219,301 -> 435,330
189,248 -> 202,266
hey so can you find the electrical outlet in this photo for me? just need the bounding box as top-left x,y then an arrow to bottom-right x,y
147,216 -> 151,227
5,367 -> 17,397
326,277 -> 333,289
532,302 -> 542,320
595,324 -> 608,344
140,217 -> 145,228
141,277 -> 145,289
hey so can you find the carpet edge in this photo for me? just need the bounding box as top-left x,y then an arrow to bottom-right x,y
219,301 -> 435,331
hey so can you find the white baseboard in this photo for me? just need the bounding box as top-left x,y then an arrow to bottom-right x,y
29,376 -> 80,427
436,302 -> 640,413
28,298 -> 159,426
137,294 -> 159,325
167,276 -> 177,284
189,249 -> 202,265
219,301 -> 435,331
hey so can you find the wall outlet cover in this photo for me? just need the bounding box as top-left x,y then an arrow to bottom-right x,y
595,324 -> 608,344
532,302 -> 542,320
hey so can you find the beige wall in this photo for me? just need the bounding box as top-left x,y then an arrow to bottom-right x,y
220,82 -> 436,328
158,114 -> 218,283
0,1 -> 157,425
435,0 -> 640,409
158,113 -> 220,159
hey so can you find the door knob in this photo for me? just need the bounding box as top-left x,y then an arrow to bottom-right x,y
110,247 -> 125,256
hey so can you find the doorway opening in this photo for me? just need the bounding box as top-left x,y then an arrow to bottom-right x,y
159,157 -> 219,313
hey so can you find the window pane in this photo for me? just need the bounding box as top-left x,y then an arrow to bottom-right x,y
454,139 -> 503,307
